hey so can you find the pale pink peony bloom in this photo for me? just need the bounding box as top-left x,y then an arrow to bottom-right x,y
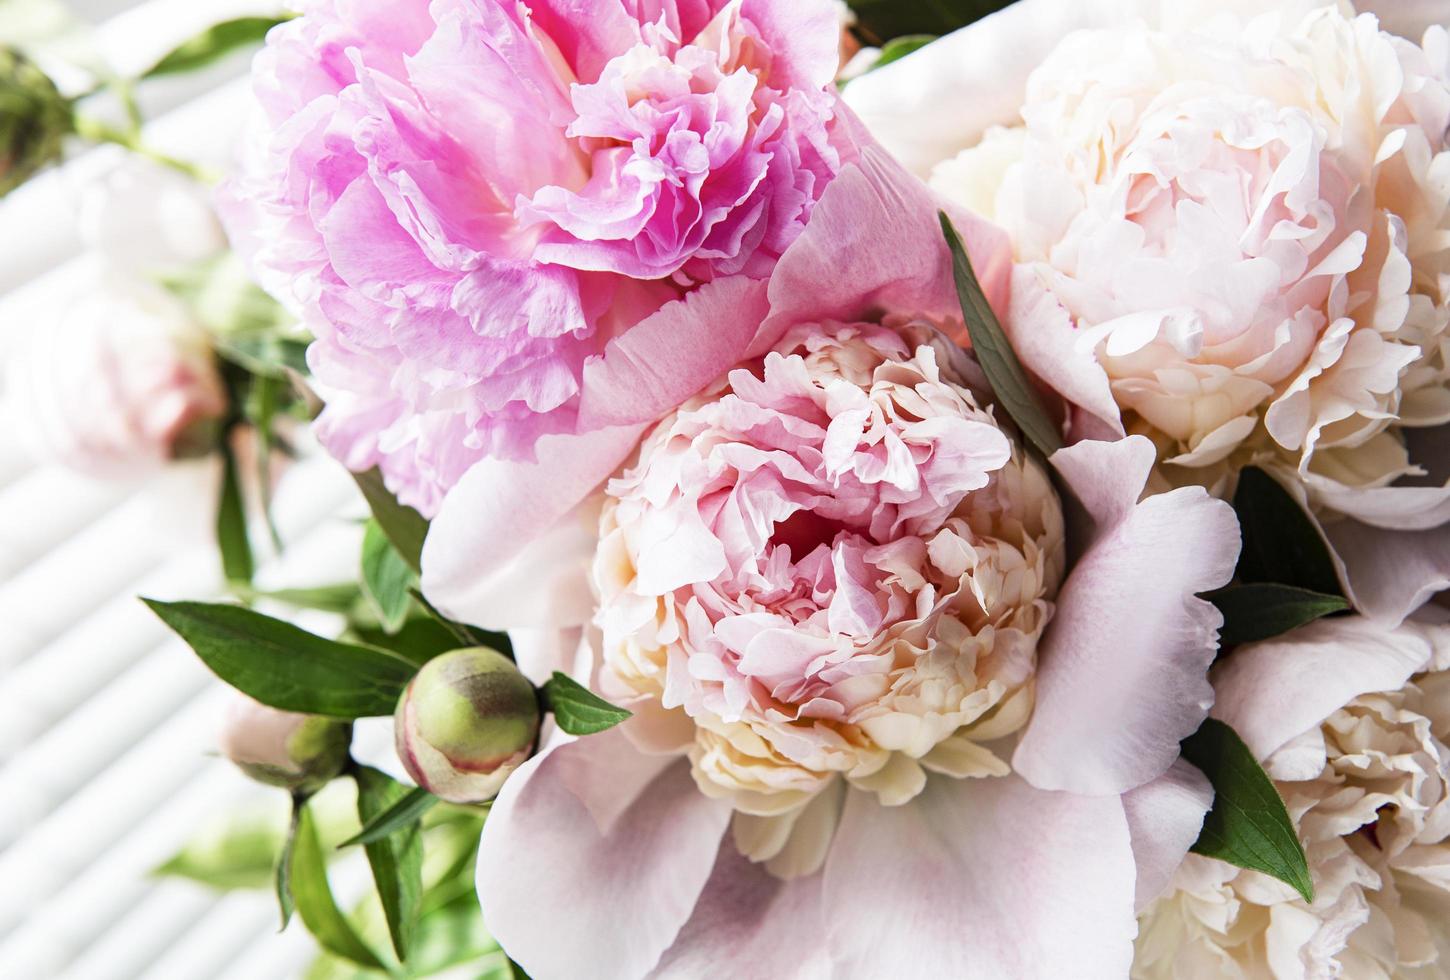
1137,611 -> 1450,979
456,148 -> 1240,978
846,0 -> 1450,625
2,267 -> 227,478
220,0 -> 856,515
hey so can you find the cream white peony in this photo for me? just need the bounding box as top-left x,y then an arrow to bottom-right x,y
1136,613 -> 1450,979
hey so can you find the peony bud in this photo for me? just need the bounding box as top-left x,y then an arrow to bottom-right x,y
219,694 -> 351,792
0,47 -> 72,196
393,647 -> 540,804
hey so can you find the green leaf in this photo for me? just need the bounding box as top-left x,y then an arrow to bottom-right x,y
873,34 -> 935,69
217,439 -> 255,587
1208,583 -> 1349,648
355,767 -> 423,962
276,797 -> 302,929
144,599 -> 417,718
291,803 -> 388,970
255,583 -> 365,615
341,786 -> 438,849
350,616 -> 461,668
362,520 -> 417,633
245,373 -> 284,551
354,468 -> 429,575
847,0 -> 1013,44
543,672 -> 631,736
1232,467 -> 1342,597
154,801 -> 287,891
1181,719 -> 1314,902
939,212 -> 1063,458
141,16 -> 293,79
409,589 -> 510,656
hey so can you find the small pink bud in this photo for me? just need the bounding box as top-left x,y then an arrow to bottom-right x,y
219,694 -> 350,792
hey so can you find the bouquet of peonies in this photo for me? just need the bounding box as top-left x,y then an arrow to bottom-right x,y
10,0 -> 1450,976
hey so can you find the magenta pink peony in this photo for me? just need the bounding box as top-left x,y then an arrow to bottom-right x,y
448,149 -> 1241,978
220,0 -> 856,515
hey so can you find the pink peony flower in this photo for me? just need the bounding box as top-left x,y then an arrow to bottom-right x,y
220,0 -> 856,515
846,0 -> 1450,625
1137,611 -> 1450,978
442,149 -> 1241,978
2,266 -> 227,478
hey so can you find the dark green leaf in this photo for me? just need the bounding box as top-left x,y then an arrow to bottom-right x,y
543,672 -> 631,736
276,797 -> 302,929
1209,583 -> 1349,648
217,439 -> 255,586
873,34 -> 935,69
1232,467 -> 1342,596
509,957 -> 532,980
350,616 -> 460,668
1182,719 -> 1313,902
354,468 -> 429,574
847,0 -> 1013,45
355,767 -> 423,961
141,16 -> 293,79
361,521 -> 416,633
144,599 -> 416,718
341,786 -> 438,849
940,212 -> 1063,458
409,589 -> 510,656
291,803 -> 387,970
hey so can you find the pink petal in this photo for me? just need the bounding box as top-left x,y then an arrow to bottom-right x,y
822,778 -> 1136,977
649,843 -> 832,979
578,276 -> 772,431
758,145 -> 1012,358
1121,758 -> 1213,911
1006,265 -> 1124,442
420,423 -> 645,629
1327,517 -> 1450,628
476,727 -> 731,979
1210,615 -> 1444,762
1014,436 -> 1239,795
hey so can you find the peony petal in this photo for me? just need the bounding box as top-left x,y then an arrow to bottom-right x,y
759,145 -> 1012,355
1121,758 -> 1213,911
579,276 -> 772,431
649,843 -> 833,980
841,0 -> 1155,177
476,726 -> 731,979
420,424 -> 645,629
1210,615 -> 1447,762
1355,1 -> 1450,42
822,777 -> 1136,977
1326,519 -> 1450,628
1014,436 -> 1239,795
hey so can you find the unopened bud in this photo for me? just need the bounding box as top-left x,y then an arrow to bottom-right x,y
219,694 -> 351,792
0,47 -> 72,196
394,647 -> 540,804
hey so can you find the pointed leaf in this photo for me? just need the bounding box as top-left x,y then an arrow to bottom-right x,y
847,0 -> 1012,43
355,767 -> 423,961
361,520 -> 416,633
216,439 -> 254,586
409,589 -> 510,655
350,617 -> 460,668
290,803 -> 387,970
940,212 -> 1062,457
1181,719 -> 1313,902
354,468 -> 428,574
144,599 -> 416,718
141,16 -> 293,78
341,786 -> 439,848
543,672 -> 631,736
1208,583 -> 1349,648
275,797 -> 302,929
1232,467 -> 1342,596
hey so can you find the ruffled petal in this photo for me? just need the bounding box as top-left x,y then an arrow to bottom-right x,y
1121,758 -> 1213,911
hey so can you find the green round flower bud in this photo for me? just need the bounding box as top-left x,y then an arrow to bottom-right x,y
219,694 -> 351,792
0,47 -> 73,197
394,647 -> 540,804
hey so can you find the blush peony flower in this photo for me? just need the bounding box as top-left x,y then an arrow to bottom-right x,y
220,0 -> 856,515
846,0 -> 1450,624
1,266 -> 227,478
594,318 -> 1064,828
1136,612 -> 1450,979
447,149 -> 1241,978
